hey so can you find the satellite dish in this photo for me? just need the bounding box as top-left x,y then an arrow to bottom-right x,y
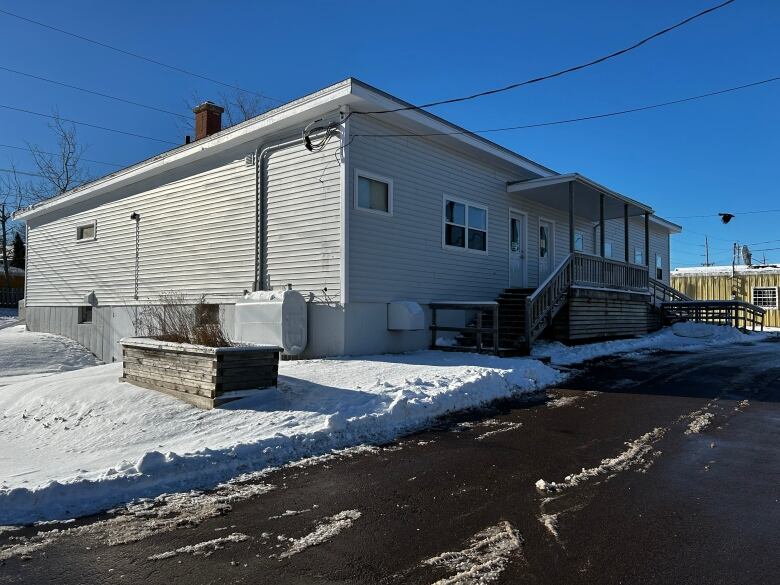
742,245 -> 752,266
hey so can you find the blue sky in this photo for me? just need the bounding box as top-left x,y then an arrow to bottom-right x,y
1,0 -> 778,267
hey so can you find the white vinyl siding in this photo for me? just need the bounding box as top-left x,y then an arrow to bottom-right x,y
25,135 -> 343,307
26,159 -> 257,307
265,136 -> 342,300
347,114 -> 539,302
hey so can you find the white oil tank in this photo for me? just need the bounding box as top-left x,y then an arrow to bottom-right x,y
235,289 -> 308,355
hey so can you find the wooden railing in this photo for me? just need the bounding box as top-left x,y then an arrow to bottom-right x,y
649,278 -> 691,306
0,289 -> 23,308
430,302 -> 500,354
524,252 -> 652,349
571,252 -> 649,291
661,301 -> 765,332
525,255 -> 575,348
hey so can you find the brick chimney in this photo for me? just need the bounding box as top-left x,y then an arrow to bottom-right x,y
192,101 -> 224,140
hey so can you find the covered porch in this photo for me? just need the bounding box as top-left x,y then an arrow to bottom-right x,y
507,173 -> 655,290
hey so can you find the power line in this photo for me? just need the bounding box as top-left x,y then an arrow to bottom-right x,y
748,238 -> 780,246
0,8 -> 282,103
0,167 -> 46,178
350,0 -> 737,117
668,207 -> 780,219
0,104 -> 178,145
351,75 -> 780,139
0,143 -> 124,167
0,65 -> 190,120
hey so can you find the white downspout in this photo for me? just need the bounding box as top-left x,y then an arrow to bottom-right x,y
253,137 -> 303,291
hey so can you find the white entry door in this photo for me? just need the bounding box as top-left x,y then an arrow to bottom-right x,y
509,213 -> 526,287
538,219 -> 555,282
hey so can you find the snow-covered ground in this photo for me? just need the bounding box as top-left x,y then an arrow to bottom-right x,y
0,308 -> 18,326
0,321 -> 766,525
0,325 -> 100,387
532,321 -> 766,366
0,326 -> 560,524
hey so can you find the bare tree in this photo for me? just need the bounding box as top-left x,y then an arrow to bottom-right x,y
26,114 -> 91,199
1,115 -> 91,290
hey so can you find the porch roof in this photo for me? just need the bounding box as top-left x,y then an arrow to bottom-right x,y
506,173 -> 653,221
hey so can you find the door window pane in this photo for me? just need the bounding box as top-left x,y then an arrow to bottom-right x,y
540,226 -> 549,258
511,219 -> 520,251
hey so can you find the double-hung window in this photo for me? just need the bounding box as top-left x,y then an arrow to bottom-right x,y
443,198 -> 487,252
752,287 -> 778,309
655,254 -> 663,280
634,247 -> 644,265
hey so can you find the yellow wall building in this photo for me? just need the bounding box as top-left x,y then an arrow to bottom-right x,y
672,265 -> 780,328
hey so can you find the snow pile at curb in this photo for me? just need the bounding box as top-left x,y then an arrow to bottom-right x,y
533,322 -> 765,366
0,325 -> 100,386
0,348 -> 561,524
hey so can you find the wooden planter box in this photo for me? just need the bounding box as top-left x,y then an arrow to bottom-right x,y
120,338 -> 281,409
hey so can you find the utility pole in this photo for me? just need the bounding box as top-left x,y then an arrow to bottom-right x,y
704,235 -> 710,266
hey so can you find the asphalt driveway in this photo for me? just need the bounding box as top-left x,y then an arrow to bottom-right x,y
2,339 -> 779,584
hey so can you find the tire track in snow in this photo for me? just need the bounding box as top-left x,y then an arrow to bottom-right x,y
275,509 -> 361,559
422,521 -> 524,584
147,532 -> 248,560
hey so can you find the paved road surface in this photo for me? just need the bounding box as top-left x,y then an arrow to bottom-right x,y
2,340 -> 779,584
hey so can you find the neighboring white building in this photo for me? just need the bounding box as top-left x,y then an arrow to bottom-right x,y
15,78 -> 682,361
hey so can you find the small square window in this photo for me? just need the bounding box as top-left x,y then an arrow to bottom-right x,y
752,287 -> 778,309
356,172 -> 392,214
78,305 -> 93,324
76,222 -> 96,241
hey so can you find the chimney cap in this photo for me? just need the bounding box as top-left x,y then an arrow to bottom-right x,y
192,101 -> 225,114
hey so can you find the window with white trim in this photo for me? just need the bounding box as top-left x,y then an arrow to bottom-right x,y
76,221 -> 96,241
443,198 -> 487,252
655,253 -> 663,280
355,171 -> 392,214
604,241 -> 613,258
634,247 -> 644,265
574,231 -> 584,252
752,287 -> 778,309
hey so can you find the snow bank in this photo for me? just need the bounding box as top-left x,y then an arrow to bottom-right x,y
0,325 -> 100,387
0,308 -> 18,326
533,322 -> 765,366
0,335 -> 560,524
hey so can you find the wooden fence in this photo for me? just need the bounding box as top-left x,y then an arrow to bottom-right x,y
0,289 -> 23,308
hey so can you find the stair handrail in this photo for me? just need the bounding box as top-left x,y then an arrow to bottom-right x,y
524,253 -> 574,349
649,277 -> 691,305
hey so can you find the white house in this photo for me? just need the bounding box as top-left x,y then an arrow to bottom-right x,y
15,78 -> 682,361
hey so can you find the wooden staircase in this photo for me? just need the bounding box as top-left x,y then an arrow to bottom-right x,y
453,288 -> 533,355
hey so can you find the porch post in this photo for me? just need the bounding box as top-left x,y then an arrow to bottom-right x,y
645,212 -> 651,268
599,193 -> 605,257
623,203 -> 630,263
569,181 -> 575,253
